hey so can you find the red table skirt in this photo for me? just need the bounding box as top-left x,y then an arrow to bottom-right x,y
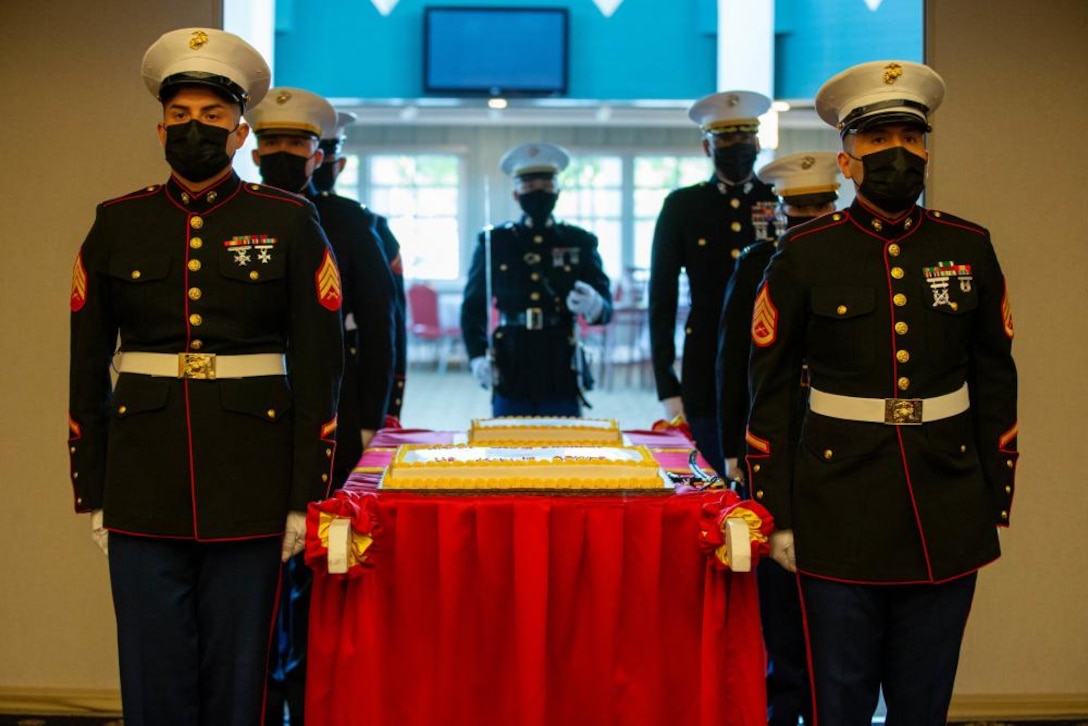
305,429 -> 767,726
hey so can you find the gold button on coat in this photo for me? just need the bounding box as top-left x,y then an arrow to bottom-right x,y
190,237 -> 203,249
837,305 -> 848,315
871,219 -> 883,232
752,464 -> 761,473
267,409 -> 276,419
697,238 -> 707,246
823,449 -> 833,460
188,259 -> 202,272
731,248 -> 741,259
189,314 -> 203,326
895,322 -> 909,335
898,377 -> 911,390
530,292 -> 540,301
191,339 -> 203,350
118,405 -> 127,415
891,267 -> 904,279
533,235 -> 544,244
188,287 -> 202,301
893,293 -> 907,307
730,198 -> 740,209
531,272 -> 540,281
896,350 -> 910,363
887,244 -> 901,257
130,270 -> 141,280
190,216 -> 204,229
499,264 -> 508,271
249,271 -> 260,280
730,221 -> 742,232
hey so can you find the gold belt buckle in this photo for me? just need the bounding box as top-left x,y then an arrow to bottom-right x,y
525,307 -> 544,330
178,353 -> 216,379
884,398 -> 923,425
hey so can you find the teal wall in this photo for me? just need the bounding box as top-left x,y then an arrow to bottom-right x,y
274,0 -> 718,100
273,0 -> 922,101
775,0 -> 923,99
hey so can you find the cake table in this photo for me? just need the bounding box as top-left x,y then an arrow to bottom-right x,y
302,427 -> 769,726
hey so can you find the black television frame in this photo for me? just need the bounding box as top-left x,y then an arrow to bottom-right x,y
422,6 -> 570,98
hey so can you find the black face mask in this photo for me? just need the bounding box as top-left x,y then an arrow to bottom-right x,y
713,143 -> 758,183
854,146 -> 926,214
518,190 -> 559,225
258,151 -> 313,193
311,162 -> 337,193
164,120 -> 234,182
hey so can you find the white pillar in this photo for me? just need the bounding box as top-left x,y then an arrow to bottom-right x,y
716,0 -> 778,149
224,0 -> 277,181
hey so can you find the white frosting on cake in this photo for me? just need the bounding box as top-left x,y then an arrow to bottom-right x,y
382,444 -> 666,490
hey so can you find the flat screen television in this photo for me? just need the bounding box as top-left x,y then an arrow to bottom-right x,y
423,6 -> 569,97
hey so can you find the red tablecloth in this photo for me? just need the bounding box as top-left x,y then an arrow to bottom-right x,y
305,429 -> 767,726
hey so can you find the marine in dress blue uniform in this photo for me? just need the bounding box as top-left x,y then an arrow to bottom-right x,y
716,151 -> 840,726
68,29 -> 343,726
247,89 -> 396,479
649,91 -> 782,474
461,143 -> 612,416
315,111 -> 409,420
245,89 -> 397,726
745,61 -> 1019,726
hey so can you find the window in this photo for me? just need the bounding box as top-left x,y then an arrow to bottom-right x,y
364,153 -> 463,282
554,155 -> 624,278
632,155 -> 708,270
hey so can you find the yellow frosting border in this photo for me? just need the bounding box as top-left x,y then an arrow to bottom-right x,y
384,444 -> 664,490
467,417 -> 622,445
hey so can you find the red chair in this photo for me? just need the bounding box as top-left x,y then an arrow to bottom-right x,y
406,283 -> 461,373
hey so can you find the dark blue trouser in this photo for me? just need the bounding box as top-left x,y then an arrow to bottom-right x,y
492,391 -> 580,417
798,572 -> 977,726
758,560 -> 812,726
266,554 -> 311,726
109,533 -> 283,726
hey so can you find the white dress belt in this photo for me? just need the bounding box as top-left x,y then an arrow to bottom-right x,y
808,383 -> 969,425
116,351 -> 287,380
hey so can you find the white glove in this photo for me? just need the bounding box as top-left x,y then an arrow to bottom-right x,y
281,510 -> 308,563
90,509 -> 108,557
662,396 -> 685,421
566,281 -> 605,324
770,529 -> 797,572
470,356 -> 494,389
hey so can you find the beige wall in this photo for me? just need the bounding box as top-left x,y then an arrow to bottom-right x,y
0,0 -> 221,713
926,0 -> 1088,717
0,0 -> 1086,718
